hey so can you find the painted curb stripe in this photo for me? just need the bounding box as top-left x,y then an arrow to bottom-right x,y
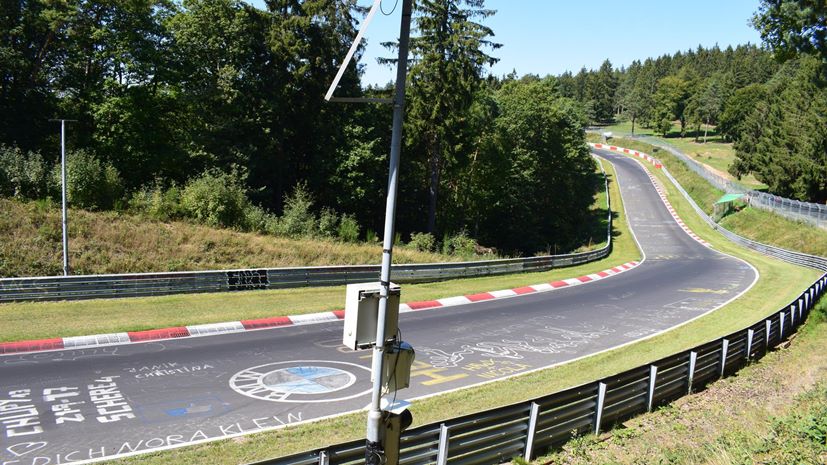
241,316 -> 292,330
407,300 -> 442,310
128,328 -> 189,343
466,292 -> 495,302
0,338 -> 64,354
1,259 -> 643,354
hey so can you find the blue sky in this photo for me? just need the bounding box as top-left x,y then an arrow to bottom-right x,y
247,0 -> 764,86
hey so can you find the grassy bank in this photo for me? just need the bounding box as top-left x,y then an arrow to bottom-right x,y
535,300 -> 827,464
0,197 -> 462,278
0,160 -> 631,342
599,121 -> 766,188
99,152 -> 823,464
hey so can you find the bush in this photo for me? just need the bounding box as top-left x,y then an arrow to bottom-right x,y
180,169 -> 250,228
337,214 -> 360,243
443,231 -> 478,257
50,149 -> 123,210
243,204 -> 279,234
129,183 -> 185,221
276,183 -> 317,237
0,145 -> 51,199
408,232 -> 435,252
318,208 -> 339,237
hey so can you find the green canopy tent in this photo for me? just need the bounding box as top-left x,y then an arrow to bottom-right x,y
713,193 -> 746,221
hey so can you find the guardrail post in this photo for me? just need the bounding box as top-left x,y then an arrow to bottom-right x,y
594,382 -> 607,435
319,450 -> 329,465
687,351 -> 697,394
790,304 -> 797,327
647,365 -> 658,412
746,330 -> 754,360
804,293 -> 810,312
765,320 -> 772,349
779,311 -> 786,340
720,339 -> 729,378
524,402 -> 540,461
436,424 -> 450,465
799,298 -> 804,319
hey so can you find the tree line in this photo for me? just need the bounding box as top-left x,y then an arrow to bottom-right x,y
560,0 -> 826,203
0,0 -> 600,256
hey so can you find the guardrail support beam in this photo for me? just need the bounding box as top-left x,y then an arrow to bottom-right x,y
647,365 -> 658,412
687,351 -> 697,394
720,339 -> 729,378
594,382 -> 607,435
524,402 -> 540,461
436,424 -> 450,465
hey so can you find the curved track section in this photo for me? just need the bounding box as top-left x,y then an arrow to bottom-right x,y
0,149 -> 756,464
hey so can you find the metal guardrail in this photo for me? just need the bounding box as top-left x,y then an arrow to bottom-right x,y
661,166 -> 827,272
251,275 -> 827,465
250,145 -> 827,465
0,159 -> 613,303
0,250 -> 611,303
634,135 -> 827,229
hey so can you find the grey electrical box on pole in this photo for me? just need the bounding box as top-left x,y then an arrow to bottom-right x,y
343,282 -> 401,350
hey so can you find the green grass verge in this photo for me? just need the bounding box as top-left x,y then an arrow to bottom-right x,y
536,300 -> 827,464
599,121 -> 766,188
99,153 -> 822,464
0,160 -> 635,343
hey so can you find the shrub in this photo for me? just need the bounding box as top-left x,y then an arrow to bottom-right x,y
129,183 -> 185,221
276,183 -> 317,237
0,145 -> 51,199
443,231 -> 478,257
180,169 -> 250,228
318,208 -> 339,237
337,214 -> 360,243
408,232 -> 435,252
243,204 -> 279,234
50,149 -> 123,210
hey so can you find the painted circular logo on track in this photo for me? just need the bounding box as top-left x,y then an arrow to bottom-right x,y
229,360 -> 371,403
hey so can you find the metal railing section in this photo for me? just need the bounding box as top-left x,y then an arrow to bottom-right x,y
250,275 -> 827,465
0,162 -> 613,303
635,135 -> 827,229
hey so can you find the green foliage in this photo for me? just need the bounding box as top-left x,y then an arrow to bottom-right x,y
753,0 -> 827,66
478,77 -> 598,253
180,169 -> 250,228
129,184 -> 186,221
337,215 -> 360,243
442,231 -> 478,257
317,208 -> 339,238
408,232 -> 436,253
0,145 -> 51,199
402,0 -> 501,234
730,56 -> 827,202
275,183 -> 317,238
50,149 -> 123,210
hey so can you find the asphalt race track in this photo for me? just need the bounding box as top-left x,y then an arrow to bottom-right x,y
0,149 -> 757,464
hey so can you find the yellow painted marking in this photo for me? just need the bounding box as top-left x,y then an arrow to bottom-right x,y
680,288 -> 728,294
410,360 -> 469,386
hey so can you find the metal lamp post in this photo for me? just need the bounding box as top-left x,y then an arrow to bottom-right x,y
323,0 -> 414,462
50,119 -> 76,276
